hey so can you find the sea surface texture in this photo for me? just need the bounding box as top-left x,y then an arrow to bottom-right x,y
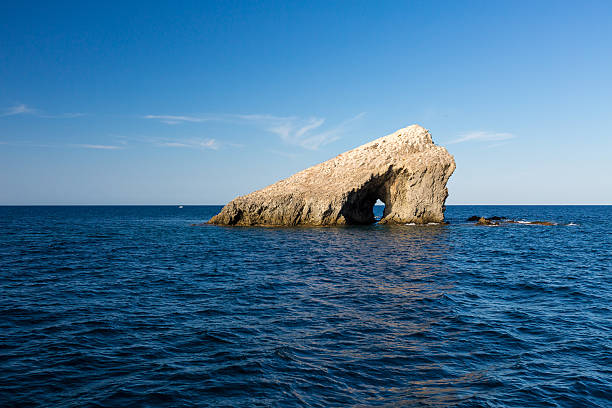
1,205 -> 610,407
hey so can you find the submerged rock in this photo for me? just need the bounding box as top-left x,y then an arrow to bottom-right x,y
472,217 -> 557,226
476,217 -> 500,226
468,215 -> 506,222
209,125 -> 456,226
506,220 -> 556,226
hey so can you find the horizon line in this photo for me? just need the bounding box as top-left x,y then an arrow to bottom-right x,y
0,203 -> 610,207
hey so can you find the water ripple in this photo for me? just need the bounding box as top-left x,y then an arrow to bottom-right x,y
0,205 -> 610,407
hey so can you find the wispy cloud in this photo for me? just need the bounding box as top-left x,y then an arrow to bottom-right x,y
1,104 -> 84,119
448,131 -> 516,144
108,134 -> 222,151
246,115 -> 328,149
72,144 -> 123,150
156,138 -> 219,150
143,112 -> 365,150
232,113 -> 365,149
1,104 -> 37,117
143,114 -> 208,125
297,113 -> 365,150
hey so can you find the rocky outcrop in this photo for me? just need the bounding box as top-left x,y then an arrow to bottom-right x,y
476,217 -> 500,226
468,215 -> 506,222
471,216 -> 558,226
208,125 -> 456,226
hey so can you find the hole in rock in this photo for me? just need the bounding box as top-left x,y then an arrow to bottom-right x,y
340,180 -> 389,224
373,199 -> 386,223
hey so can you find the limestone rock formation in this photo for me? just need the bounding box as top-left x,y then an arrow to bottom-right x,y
208,125 -> 456,226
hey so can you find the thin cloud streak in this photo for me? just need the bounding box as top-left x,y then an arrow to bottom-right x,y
111,134 -> 222,151
144,112 -> 366,150
232,113 -> 365,149
1,104 -> 84,119
156,138 -> 219,150
72,144 -> 123,150
448,131 -> 516,144
299,113 -> 365,150
143,115 -> 208,124
1,104 -> 37,117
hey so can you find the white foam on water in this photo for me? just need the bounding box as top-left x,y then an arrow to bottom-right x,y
405,223 -> 416,226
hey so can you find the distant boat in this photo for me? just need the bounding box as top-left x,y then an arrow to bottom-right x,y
178,205 -> 183,209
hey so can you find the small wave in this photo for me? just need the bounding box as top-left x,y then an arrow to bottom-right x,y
511,220 -> 557,226
1,205 -> 609,408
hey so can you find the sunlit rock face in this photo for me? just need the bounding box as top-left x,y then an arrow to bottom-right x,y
208,125 -> 456,226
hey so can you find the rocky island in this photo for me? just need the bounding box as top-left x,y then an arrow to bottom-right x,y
209,124 -> 455,226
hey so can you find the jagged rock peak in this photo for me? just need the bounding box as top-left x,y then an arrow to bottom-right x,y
208,124 -> 456,226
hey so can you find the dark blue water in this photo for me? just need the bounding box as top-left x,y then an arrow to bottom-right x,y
1,206 -> 610,407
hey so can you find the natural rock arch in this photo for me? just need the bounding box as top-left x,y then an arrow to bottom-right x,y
208,125 -> 455,226
340,171 -> 391,224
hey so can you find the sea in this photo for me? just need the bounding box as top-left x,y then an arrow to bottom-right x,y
0,205 -> 610,407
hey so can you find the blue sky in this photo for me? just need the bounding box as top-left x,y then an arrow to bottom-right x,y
1,1 -> 611,205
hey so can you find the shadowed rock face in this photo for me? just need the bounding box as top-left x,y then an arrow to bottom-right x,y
209,125 -> 456,226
